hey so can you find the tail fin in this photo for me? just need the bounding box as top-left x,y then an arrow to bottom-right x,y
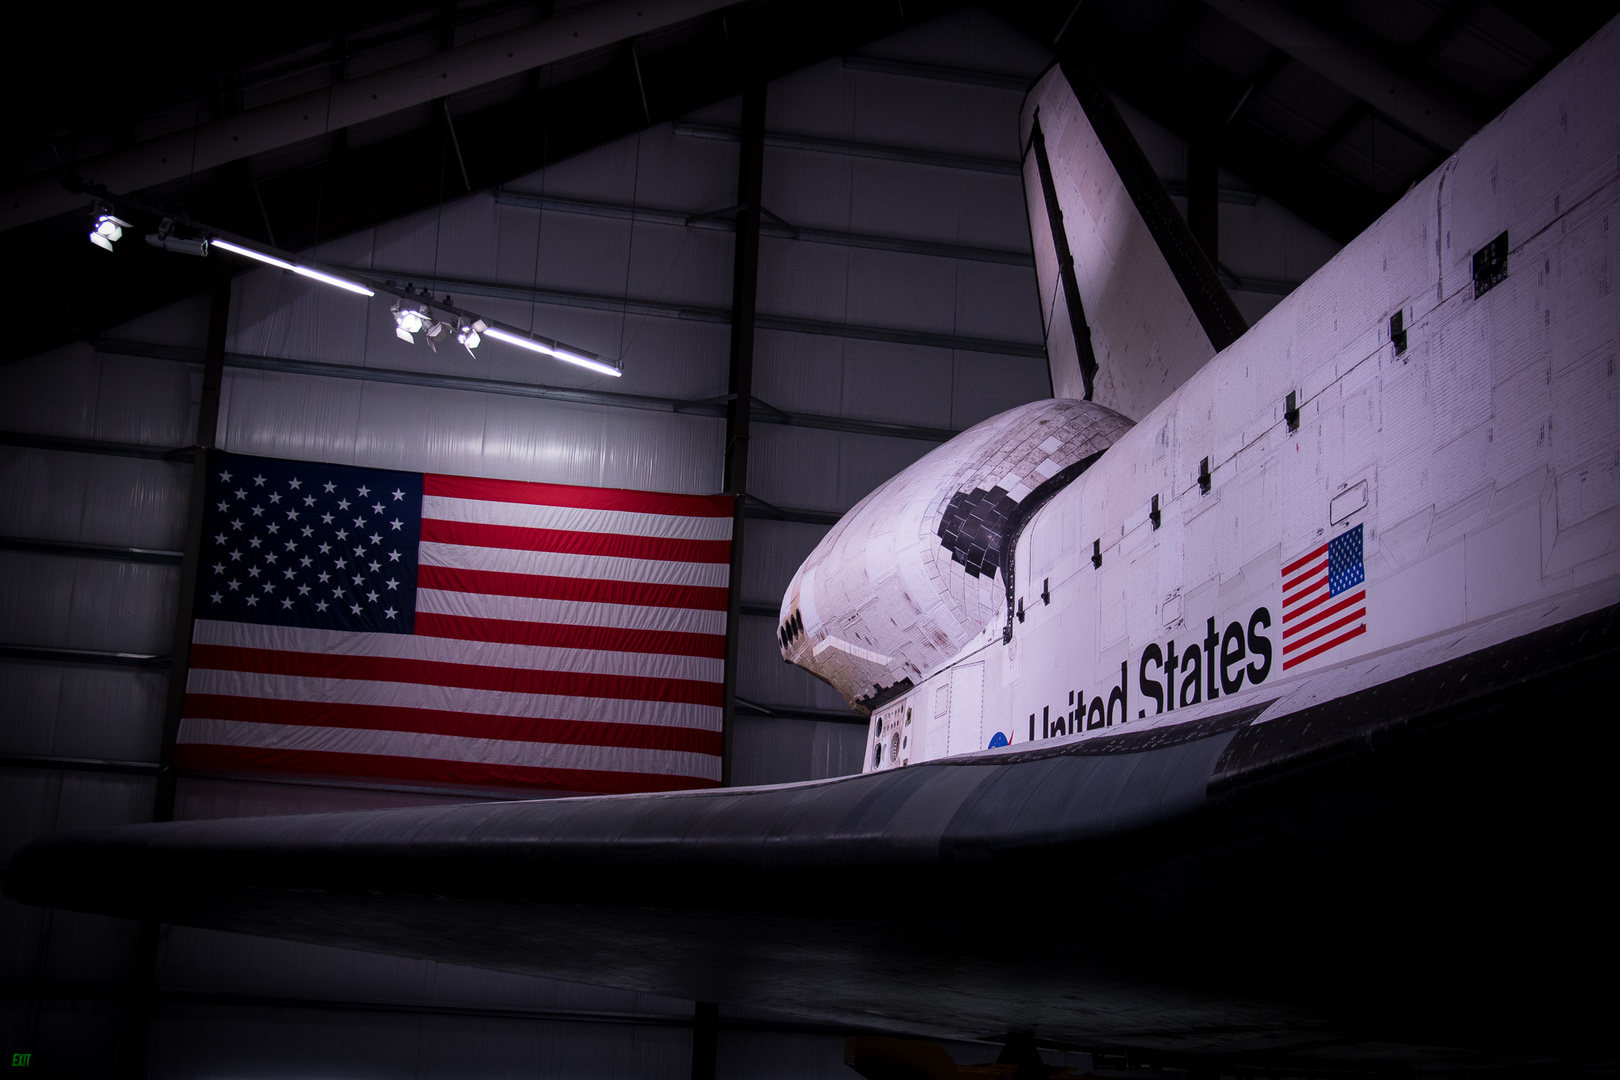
1022,59 -> 1247,419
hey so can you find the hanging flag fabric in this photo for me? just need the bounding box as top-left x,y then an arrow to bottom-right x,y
176,451 -> 733,794
1280,523 -> 1367,671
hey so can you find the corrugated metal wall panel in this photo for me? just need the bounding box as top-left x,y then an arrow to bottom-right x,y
0,553 -> 177,653
734,615 -> 849,713
717,1030 -> 854,1080
0,448 -> 190,549
739,520 -> 830,605
0,664 -> 166,761
751,331 -> 846,417
0,344 -> 194,447
835,340 -> 955,428
729,716 -> 865,787
951,352 -> 1052,428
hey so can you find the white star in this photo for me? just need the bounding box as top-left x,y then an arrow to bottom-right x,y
353,546 -> 366,558
284,569 -> 295,580
385,578 -> 399,590
388,550 -> 402,562
262,582 -> 274,594
214,532 -> 227,544
285,540 -> 297,552
353,517 -> 366,528
247,566 -> 261,578
298,584 -> 311,596
350,603 -> 364,615
301,526 -> 313,538
268,492 -> 282,504
300,556 -> 313,568
336,529 -> 348,540
212,563 -> 225,574
253,474 -> 266,486
228,579 -> 240,591
333,586 -> 345,597
366,590 -> 379,602
303,495 -> 316,507
369,533 -> 382,545
352,574 -> 365,586
337,498 -> 350,510
384,607 -> 398,619
264,552 -> 277,564
316,600 -> 329,612
216,500 -> 229,512
390,519 -> 403,531
288,478 -> 302,490
371,502 -> 384,514
321,513 -> 335,524
281,598 -> 294,609
368,560 -> 381,572
335,558 -> 347,569
219,470 -> 233,482
286,509 -> 299,520
246,595 -> 258,606
391,489 -> 404,501
248,537 -> 261,549
318,571 -> 330,583
323,481 -> 336,493
229,549 -> 242,561
266,523 -> 279,535
318,543 -> 331,554
230,518 -> 243,531
210,591 -> 223,603
357,486 -> 370,497
250,505 -> 264,517
234,488 -> 247,500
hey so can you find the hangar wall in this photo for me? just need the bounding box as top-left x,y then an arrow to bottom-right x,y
0,7 -> 1342,1076
1,9 -> 1055,1077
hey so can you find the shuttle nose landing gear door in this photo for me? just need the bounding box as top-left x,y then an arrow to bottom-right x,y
867,700 -> 911,773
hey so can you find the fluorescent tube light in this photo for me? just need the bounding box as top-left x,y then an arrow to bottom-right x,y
484,326 -> 622,377
210,238 -> 375,297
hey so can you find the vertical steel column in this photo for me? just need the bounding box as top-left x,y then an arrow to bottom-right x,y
1188,139 -> 1219,265
1029,111 -> 1098,400
719,79 -> 766,788
154,256 -> 230,821
690,1000 -> 720,1080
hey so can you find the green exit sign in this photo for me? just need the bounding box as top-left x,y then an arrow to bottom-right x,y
10,1054 -> 29,1067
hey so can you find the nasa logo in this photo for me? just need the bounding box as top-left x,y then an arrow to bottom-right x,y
1029,607 -> 1274,741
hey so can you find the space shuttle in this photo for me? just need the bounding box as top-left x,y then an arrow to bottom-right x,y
9,15 -> 1619,1072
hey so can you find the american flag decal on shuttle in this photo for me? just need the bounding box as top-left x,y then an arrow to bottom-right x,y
1281,524 -> 1367,670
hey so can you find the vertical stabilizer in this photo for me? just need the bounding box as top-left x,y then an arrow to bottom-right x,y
1022,60 -> 1247,419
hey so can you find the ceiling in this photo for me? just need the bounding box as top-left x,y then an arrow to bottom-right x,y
3,0 -> 1616,364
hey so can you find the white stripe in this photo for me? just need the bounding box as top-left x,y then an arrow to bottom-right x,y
177,717 -> 721,780
192,619 -> 722,682
416,589 -> 726,637
185,668 -> 721,730
420,542 -> 730,588
424,496 -> 733,542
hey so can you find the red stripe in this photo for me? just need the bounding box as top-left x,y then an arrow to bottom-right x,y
422,518 -> 731,564
1282,623 -> 1367,670
1283,563 -> 1327,595
1282,543 -> 1329,576
1282,589 -> 1366,638
1282,575 -> 1326,608
188,644 -> 723,706
426,474 -> 734,518
181,694 -> 721,755
1282,586 -> 1335,620
172,743 -> 719,795
1282,606 -> 1365,654
414,611 -> 725,659
418,564 -> 728,611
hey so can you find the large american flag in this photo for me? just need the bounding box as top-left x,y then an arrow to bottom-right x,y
175,451 -> 732,794
1280,523 -> 1367,671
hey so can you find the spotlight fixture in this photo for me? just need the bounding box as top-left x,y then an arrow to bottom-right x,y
209,237 -> 375,296
456,319 -> 486,354
483,326 -> 622,377
145,218 -> 208,257
422,320 -> 454,352
391,301 -> 430,343
88,212 -> 130,253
